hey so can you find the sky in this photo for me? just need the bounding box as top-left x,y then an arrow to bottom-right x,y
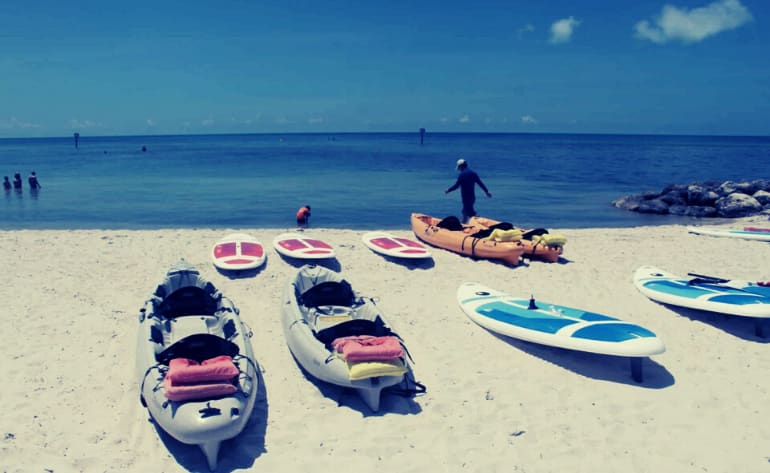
1,0 -> 768,138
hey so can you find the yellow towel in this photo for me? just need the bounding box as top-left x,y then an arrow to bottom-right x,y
486,228 -> 523,242
533,233 -> 567,247
347,358 -> 407,381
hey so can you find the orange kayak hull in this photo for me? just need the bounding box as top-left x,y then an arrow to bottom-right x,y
467,216 -> 563,263
410,213 -> 524,266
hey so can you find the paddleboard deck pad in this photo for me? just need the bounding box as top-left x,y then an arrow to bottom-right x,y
273,233 -> 336,259
362,231 -> 432,259
211,233 -> 266,270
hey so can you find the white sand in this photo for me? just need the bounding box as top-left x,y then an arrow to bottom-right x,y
1,220 -> 769,472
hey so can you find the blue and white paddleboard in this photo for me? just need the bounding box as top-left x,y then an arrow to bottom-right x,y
687,226 -> 770,242
633,266 -> 770,318
457,282 -> 665,357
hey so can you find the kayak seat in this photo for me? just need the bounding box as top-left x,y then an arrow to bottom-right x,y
156,333 -> 240,365
301,280 -> 355,308
158,286 -> 219,318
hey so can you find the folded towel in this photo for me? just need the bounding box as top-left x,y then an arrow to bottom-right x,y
485,228 -> 522,242
532,233 -> 567,248
332,335 -> 404,362
166,355 -> 239,384
347,358 -> 408,381
164,379 -> 237,402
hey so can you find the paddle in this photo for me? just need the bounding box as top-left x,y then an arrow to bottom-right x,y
687,272 -> 730,285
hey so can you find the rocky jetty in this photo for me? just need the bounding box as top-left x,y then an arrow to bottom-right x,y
613,179 -> 770,218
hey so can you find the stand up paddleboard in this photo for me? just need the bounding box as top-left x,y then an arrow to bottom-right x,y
211,233 -> 266,271
361,231 -> 432,259
633,266 -> 770,338
273,233 -> 336,260
457,282 -> 665,381
687,226 -> 770,242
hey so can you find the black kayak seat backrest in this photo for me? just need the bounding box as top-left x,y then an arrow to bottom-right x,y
436,216 -> 464,231
156,333 -> 240,365
159,286 -> 219,318
301,280 -> 355,308
471,221 -> 515,239
315,317 -> 393,346
522,228 -> 549,240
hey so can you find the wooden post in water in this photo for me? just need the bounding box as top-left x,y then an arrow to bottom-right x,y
419,128 -> 426,145
74,132 -> 80,149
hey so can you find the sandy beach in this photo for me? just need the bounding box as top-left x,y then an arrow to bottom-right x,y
1,219 -> 769,473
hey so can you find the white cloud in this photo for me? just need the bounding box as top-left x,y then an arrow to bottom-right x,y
308,117 -> 324,125
69,118 -> 101,129
146,118 -> 156,127
0,117 -> 41,130
440,117 -> 449,123
517,23 -> 535,38
459,114 -> 470,124
634,0 -> 753,44
201,118 -> 215,127
549,16 -> 581,44
521,115 -> 538,125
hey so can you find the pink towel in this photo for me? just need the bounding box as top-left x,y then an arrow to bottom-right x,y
164,379 -> 237,402
166,355 -> 239,384
163,355 -> 239,402
332,335 -> 404,362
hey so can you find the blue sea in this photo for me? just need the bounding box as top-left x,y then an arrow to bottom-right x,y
1,132 -> 768,230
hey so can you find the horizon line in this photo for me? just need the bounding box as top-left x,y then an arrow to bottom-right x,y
2,130 -> 769,141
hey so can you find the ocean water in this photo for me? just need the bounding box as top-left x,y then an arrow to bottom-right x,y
1,132 -> 768,230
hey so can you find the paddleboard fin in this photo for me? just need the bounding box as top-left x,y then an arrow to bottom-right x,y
528,295 -> 538,310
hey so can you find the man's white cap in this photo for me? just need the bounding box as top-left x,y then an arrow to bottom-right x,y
456,158 -> 466,169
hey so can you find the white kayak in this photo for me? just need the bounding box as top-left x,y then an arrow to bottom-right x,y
281,264 -> 423,411
136,260 -> 259,470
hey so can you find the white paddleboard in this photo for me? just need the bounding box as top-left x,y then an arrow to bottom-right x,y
687,226 -> 770,242
361,231 -> 432,259
211,233 -> 266,271
457,282 -> 665,357
633,265 -> 770,318
273,232 -> 336,259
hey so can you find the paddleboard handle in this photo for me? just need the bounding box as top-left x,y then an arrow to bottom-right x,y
528,295 -> 538,310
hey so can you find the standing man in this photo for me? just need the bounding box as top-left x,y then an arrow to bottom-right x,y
445,158 -> 492,223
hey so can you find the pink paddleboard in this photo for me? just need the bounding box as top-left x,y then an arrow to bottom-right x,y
273,232 -> 336,260
211,233 -> 266,270
362,231 -> 432,259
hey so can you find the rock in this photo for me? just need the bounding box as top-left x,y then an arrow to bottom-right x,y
687,185 -> 719,206
753,190 -> 770,206
661,189 -> 687,206
614,179 -> 769,219
685,206 -> 718,218
715,193 -> 762,217
637,198 -> 669,214
612,194 -> 644,211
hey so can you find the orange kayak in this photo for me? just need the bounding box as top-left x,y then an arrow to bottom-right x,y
467,216 -> 564,263
410,213 -> 524,266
